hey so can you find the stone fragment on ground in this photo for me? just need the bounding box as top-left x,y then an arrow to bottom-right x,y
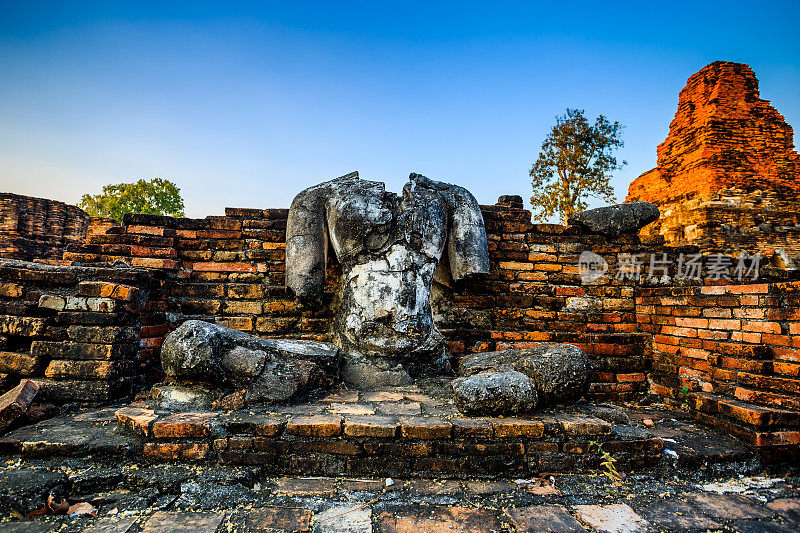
0,379 -> 38,433
454,344 -> 591,414
159,320 -> 338,408
451,369 -> 537,414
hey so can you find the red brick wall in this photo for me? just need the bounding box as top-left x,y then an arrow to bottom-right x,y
0,193 -> 90,261
0,260 -> 151,402
63,199 -> 679,401
639,282 -> 800,448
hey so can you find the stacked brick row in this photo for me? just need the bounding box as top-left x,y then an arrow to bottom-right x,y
0,193 -> 90,261
441,197 -> 679,402
639,281 -> 800,448
0,260 -> 150,402
64,209 -> 337,374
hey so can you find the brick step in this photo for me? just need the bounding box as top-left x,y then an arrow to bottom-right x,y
110,403 -> 663,476
733,387 -> 800,412
0,351 -> 41,375
691,392 -> 800,428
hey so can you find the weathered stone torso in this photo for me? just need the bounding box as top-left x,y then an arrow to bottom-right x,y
286,172 -> 490,386
328,178 -> 447,359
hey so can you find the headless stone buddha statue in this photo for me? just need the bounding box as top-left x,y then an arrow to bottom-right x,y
286,172 -> 490,387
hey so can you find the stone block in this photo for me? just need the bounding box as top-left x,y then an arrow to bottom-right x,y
0,379 -> 38,433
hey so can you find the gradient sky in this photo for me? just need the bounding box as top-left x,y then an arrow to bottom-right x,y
1,1 -> 798,218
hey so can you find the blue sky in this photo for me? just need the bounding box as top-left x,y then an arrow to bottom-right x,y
1,1 -> 798,218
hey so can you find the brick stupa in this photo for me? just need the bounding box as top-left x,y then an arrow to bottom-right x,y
626,61 -> 800,254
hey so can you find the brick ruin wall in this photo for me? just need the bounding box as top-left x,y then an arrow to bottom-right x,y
1,193 -> 799,449
59,197 -> 677,403
0,260 -> 151,404
640,282 -> 800,450
627,61 -> 800,257
0,192 -> 90,261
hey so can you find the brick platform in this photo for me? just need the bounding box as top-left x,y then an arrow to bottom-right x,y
111,385 -> 664,478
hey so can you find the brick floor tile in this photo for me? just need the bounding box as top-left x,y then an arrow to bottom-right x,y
228,506 -> 312,532
463,480 -> 518,495
320,389 -> 360,403
557,414 -> 613,436
767,498 -> 800,524
272,477 -> 338,497
361,391 -> 405,402
152,412 -> 218,439
140,511 -> 224,533
684,492 -> 774,519
115,406 -> 158,436
733,519 -> 799,533
493,418 -> 545,438
339,478 -> 387,493
221,412 -> 286,436
83,516 -> 138,533
403,393 -> 445,406
330,403 -> 375,415
451,417 -> 494,438
311,504 -> 371,532
574,503 -> 649,533
375,402 -> 421,416
507,505 -> 585,532
285,415 -> 343,437
343,415 -> 398,438
143,442 -> 209,461
377,506 -> 502,532
403,479 -> 463,495
638,499 -> 722,530
399,416 -> 452,439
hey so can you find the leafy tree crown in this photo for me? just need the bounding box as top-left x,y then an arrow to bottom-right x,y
79,178 -> 185,222
529,108 -> 625,224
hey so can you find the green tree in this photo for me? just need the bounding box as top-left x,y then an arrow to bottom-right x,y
529,108 -> 625,224
79,178 -> 185,222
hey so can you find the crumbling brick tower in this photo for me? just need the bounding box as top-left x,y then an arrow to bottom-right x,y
627,61 -> 800,256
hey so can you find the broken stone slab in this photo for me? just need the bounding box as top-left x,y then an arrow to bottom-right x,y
454,344 -> 591,414
568,201 -> 659,237
0,379 -> 38,434
160,320 -> 339,408
451,369 -> 537,415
